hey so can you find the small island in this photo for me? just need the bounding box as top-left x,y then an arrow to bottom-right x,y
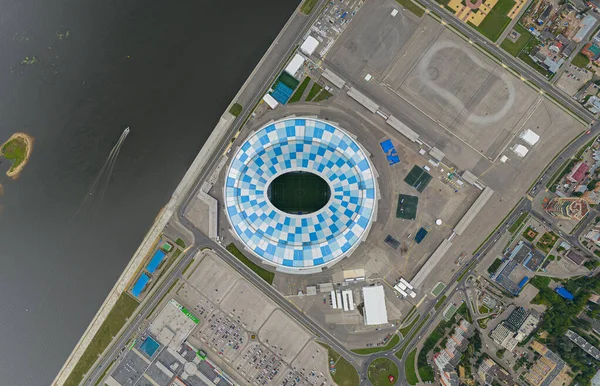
0,132 -> 33,179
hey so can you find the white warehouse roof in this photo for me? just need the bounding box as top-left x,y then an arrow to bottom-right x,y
262,93 -> 279,109
512,144 -> 529,157
300,36 -> 319,56
362,286 -> 388,325
284,54 -> 305,78
520,129 -> 540,146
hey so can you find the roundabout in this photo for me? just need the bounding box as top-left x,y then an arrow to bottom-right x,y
224,117 -> 378,272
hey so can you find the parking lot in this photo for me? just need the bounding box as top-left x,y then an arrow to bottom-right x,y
176,251 -> 332,385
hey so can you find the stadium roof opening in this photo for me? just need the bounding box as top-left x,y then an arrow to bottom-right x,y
224,117 -> 378,272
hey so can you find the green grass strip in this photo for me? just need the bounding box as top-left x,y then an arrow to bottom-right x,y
64,294 -> 139,386
289,76 -> 311,103
508,212 -> 528,234
226,243 -> 274,284
399,313 -> 421,336
306,83 -> 323,101
352,334 -> 399,355
405,349 -> 419,385
300,0 -> 319,15
434,295 -> 447,310
313,89 -> 333,102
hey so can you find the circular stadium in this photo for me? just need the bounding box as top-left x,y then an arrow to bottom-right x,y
224,117 -> 378,272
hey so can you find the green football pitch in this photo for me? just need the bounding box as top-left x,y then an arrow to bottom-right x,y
268,172 -> 330,214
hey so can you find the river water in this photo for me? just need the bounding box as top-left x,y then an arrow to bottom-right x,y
0,0 -> 297,383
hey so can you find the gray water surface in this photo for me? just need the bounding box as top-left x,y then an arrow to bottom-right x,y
0,0 -> 297,383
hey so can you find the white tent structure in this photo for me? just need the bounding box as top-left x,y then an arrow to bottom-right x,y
512,144 -> 529,157
362,286 -> 388,325
284,54 -> 305,78
519,129 -> 540,146
300,36 -> 319,56
262,93 -> 279,109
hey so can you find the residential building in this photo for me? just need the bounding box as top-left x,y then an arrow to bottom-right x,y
565,330 -> 600,360
529,46 -> 565,73
526,341 -> 566,386
477,357 -> 513,385
586,95 -> 600,115
544,197 -> 590,222
586,223 -> 600,246
566,161 -> 590,184
433,320 -> 474,386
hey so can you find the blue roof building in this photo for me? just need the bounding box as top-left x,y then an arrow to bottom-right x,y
132,274 -> 150,298
555,287 -> 575,300
146,250 -> 166,273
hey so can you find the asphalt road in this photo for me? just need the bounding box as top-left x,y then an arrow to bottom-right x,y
83,3 -> 600,386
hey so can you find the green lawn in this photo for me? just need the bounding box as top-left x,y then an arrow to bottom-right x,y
64,294 -> 139,386
530,275 -> 551,289
572,53 -> 590,69
228,103 -> 242,117
478,304 -> 491,314
306,83 -> 323,101
501,24 -> 532,56
289,76 -> 311,103
313,89 -> 333,102
434,295 -> 447,310
368,358 -> 399,386
175,238 -> 186,248
352,335 -> 399,355
509,212 -> 528,234
522,226 -> 538,242
395,0 -> 425,17
1,135 -> 28,172
226,243 -> 275,284
487,258 -> 503,275
300,0 -> 319,14
405,349 -> 419,385
319,343 -> 360,386
536,232 -> 558,254
400,314 -> 420,336
403,306 -> 417,323
469,0 -> 515,42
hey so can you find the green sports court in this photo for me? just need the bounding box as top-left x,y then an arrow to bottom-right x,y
268,172 -> 331,214
404,165 -> 432,193
396,194 -> 418,220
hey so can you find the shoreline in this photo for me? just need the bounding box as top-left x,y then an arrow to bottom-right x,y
0,132 -> 34,179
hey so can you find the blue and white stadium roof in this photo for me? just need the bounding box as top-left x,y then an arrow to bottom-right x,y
224,117 -> 378,271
